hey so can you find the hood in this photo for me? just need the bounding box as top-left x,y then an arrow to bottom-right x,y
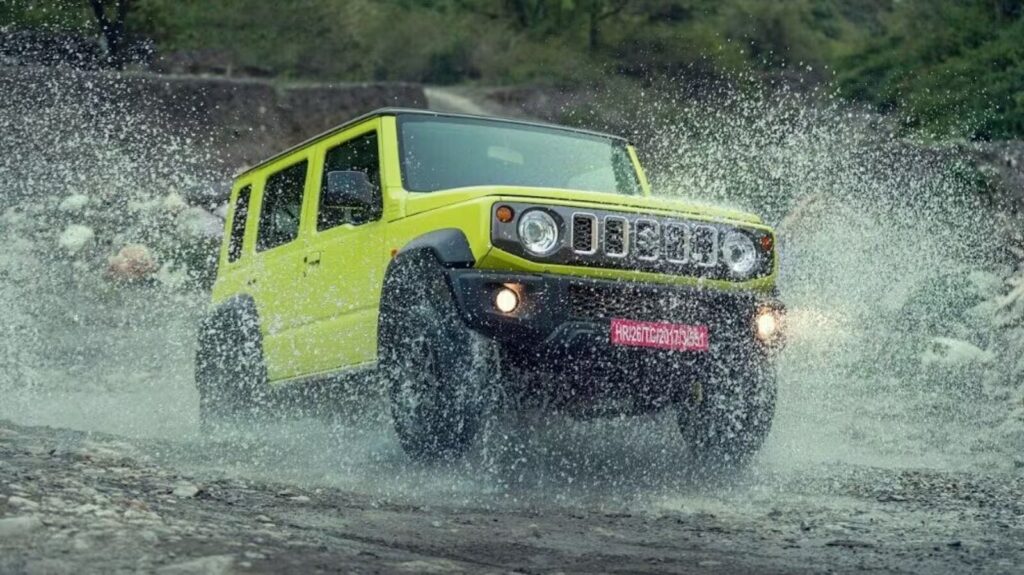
401,186 -> 764,225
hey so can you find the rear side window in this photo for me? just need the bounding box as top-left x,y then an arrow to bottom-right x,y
319,132 -> 381,230
257,160 -> 308,252
227,185 -> 251,263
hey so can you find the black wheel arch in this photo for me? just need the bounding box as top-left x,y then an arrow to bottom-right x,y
395,228 -> 476,269
199,294 -> 261,338
379,229 -> 478,351
196,294 -> 266,374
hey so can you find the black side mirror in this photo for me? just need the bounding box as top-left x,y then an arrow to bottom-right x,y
324,170 -> 376,211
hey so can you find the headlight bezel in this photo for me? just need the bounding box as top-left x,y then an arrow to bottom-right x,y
516,208 -> 562,257
720,230 -> 759,277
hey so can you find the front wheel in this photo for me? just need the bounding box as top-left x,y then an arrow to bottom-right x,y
378,253 -> 499,461
677,346 -> 777,473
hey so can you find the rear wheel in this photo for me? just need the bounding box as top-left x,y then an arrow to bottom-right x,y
379,253 -> 499,461
194,303 -> 270,429
677,345 -> 776,473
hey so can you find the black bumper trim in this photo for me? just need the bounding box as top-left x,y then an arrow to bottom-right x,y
446,269 -> 782,350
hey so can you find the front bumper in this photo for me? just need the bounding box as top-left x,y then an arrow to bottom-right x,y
446,269 -> 784,355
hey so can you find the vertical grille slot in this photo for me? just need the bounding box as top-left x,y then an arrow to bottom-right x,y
691,225 -> 719,267
571,213 -> 598,254
634,219 -> 660,261
664,223 -> 688,263
604,216 -> 628,257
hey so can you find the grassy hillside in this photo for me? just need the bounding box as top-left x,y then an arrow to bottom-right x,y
2,0 -> 1022,139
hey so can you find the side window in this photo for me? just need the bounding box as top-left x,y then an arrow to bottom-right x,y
227,185 -> 251,263
319,132 -> 380,231
257,160 -> 308,252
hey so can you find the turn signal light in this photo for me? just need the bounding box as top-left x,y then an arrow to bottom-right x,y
495,205 -> 515,223
760,235 -> 774,251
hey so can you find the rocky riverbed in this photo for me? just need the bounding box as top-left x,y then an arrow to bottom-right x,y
1,416 -> 1022,574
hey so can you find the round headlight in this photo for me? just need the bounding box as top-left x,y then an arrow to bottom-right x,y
517,210 -> 560,256
721,231 -> 758,276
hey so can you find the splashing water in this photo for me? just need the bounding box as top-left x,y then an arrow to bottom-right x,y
0,66 -> 1018,511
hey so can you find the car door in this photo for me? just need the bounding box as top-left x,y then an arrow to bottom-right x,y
250,156 -> 315,382
296,123 -> 386,375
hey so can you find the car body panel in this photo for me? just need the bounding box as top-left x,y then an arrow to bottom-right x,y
209,109 -> 781,385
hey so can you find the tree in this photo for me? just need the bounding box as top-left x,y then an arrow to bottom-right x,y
584,0 -> 627,52
87,0 -> 131,68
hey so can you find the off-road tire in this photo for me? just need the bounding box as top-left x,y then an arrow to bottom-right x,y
379,253 -> 499,461
677,345 -> 776,473
195,303 -> 270,429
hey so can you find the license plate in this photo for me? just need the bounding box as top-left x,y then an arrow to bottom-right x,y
610,318 -> 709,352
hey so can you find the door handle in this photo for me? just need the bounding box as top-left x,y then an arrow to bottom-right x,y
303,252 -> 322,266
303,252 -> 322,277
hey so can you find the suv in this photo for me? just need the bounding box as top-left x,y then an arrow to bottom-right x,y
196,109 -> 784,466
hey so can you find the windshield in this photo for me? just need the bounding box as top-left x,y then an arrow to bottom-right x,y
398,115 -> 642,195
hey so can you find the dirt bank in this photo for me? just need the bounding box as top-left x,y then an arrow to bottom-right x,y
0,66 -> 425,179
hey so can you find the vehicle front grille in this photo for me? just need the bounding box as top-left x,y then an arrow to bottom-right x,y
564,209 -> 769,280
571,213 -> 596,254
566,283 -> 749,326
604,217 -> 627,257
664,223 -> 687,262
491,202 -> 774,281
568,284 -> 669,322
634,219 -> 659,260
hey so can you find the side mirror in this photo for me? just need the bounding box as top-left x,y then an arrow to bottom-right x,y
324,170 -> 376,211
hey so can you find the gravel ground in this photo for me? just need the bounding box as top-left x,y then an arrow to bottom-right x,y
2,417 -> 1022,574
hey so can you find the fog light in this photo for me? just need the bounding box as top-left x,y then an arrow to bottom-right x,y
755,309 -> 781,342
495,287 -> 520,313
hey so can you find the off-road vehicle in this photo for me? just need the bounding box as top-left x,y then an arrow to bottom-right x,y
196,108 -> 784,466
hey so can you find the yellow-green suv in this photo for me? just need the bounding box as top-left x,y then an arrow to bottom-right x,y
196,108 -> 784,466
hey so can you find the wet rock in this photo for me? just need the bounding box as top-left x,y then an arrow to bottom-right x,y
57,224 -> 94,254
394,559 -> 464,573
72,503 -> 100,515
124,508 -> 162,523
72,535 -> 91,551
58,194 -> 89,213
825,538 -> 875,548
7,495 -> 39,509
172,482 -> 201,499
156,554 -> 235,575
177,206 -> 222,239
0,516 -> 43,538
162,192 -> 189,215
106,244 -> 159,282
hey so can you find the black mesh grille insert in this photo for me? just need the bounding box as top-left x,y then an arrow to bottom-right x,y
566,283 -> 750,330
664,223 -> 687,262
635,220 -> 659,259
605,218 -> 626,256
572,214 -> 595,253
691,226 -> 717,266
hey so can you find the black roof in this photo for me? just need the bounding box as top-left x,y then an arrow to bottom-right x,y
237,107 -> 627,178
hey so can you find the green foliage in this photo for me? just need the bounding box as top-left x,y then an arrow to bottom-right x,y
3,0 -> 1023,139
837,0 -> 1024,140
0,0 -> 94,30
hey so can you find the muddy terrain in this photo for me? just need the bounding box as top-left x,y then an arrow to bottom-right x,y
1,413 -> 1022,574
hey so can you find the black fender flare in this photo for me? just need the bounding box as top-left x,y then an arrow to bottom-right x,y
379,230 -> 476,357
197,294 -> 263,360
395,228 -> 475,269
